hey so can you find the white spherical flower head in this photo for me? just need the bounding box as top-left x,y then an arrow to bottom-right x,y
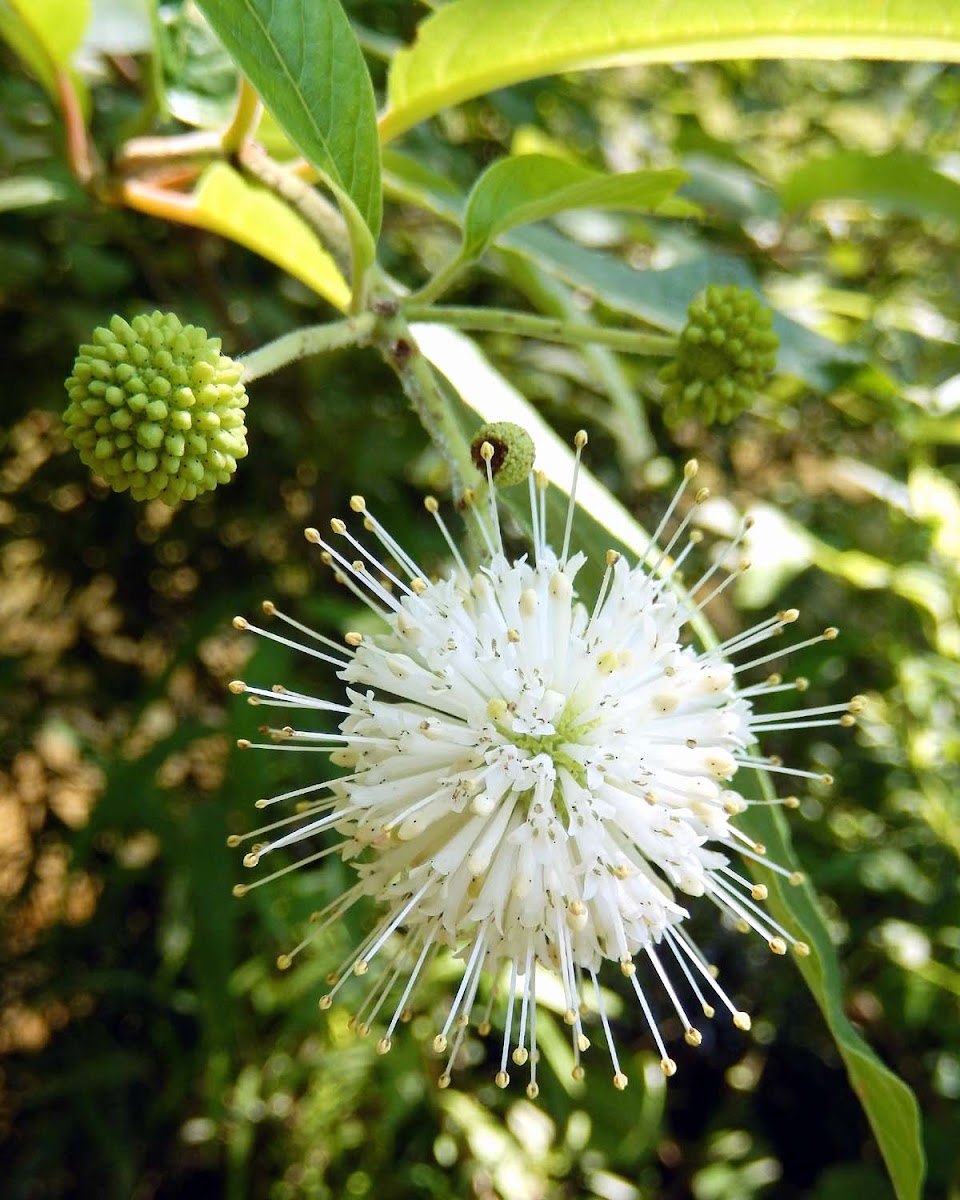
231,435 -> 856,1095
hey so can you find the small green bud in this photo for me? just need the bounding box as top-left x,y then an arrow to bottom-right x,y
63,311 -> 248,504
658,285 -> 779,425
470,421 -> 536,487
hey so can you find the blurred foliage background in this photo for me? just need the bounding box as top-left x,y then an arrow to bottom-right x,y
2,2 -> 960,1197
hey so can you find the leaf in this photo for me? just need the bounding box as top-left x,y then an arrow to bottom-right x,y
0,0 -> 90,99
461,155 -> 688,260
0,176 -> 65,212
383,147 -> 464,218
193,162 -> 350,310
781,149 -> 960,223
742,792 -> 926,1200
195,0 -> 381,258
382,0 -> 960,141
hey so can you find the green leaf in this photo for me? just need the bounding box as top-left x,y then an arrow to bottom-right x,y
0,176 -> 65,212
192,162 -> 350,310
742,792 -> 925,1200
461,155 -> 689,260
382,0 -> 960,141
781,149 -> 960,223
0,0 -> 90,99
194,0 -> 381,260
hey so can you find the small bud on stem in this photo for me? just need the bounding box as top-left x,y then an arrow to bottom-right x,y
470,422 -> 536,487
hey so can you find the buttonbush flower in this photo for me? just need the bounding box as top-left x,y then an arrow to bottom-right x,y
230,436 -> 856,1095
659,285 -> 779,426
63,312 -> 248,504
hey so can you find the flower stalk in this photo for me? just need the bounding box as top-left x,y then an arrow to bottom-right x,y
370,298 -> 480,500
237,313 -> 377,383
402,303 -> 678,357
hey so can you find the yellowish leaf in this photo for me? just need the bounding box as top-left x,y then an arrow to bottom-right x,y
193,163 -> 349,310
383,0 -> 960,142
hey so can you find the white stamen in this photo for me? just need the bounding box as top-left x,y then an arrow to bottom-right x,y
561,431 -> 587,565
231,457 -> 841,1096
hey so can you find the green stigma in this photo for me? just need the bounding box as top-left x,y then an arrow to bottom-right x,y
63,311 -> 249,505
659,285 -> 779,425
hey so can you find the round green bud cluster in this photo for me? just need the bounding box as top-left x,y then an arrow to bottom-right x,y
658,285 -> 779,425
63,312 -> 248,504
470,421 -> 536,487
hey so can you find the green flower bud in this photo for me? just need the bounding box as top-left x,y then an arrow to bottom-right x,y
63,312 -> 248,504
658,285 -> 779,425
470,422 -> 536,487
